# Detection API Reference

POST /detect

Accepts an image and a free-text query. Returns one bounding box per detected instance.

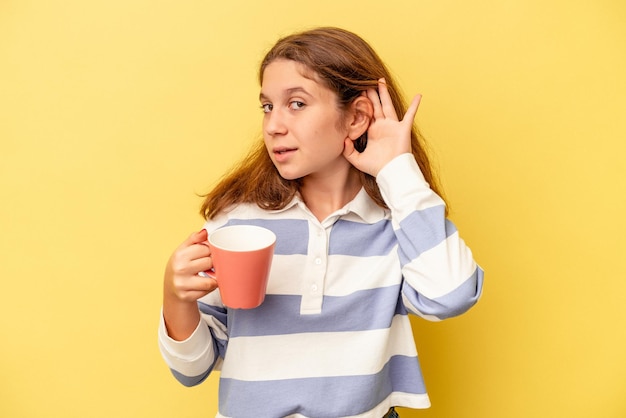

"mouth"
[272,146,297,163]
[273,147,297,155]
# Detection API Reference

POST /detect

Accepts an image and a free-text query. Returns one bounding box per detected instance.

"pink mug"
[206,225,276,309]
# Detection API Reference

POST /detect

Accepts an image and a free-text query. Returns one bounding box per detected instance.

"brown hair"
[201,27,445,219]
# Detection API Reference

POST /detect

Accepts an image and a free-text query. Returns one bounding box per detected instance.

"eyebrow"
[259,87,313,102]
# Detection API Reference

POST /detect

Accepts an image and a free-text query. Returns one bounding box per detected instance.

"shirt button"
[314,258,322,265]
[311,284,318,292]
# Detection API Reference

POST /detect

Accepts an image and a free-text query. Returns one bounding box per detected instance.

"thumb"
[343,138,360,165]
[402,94,422,126]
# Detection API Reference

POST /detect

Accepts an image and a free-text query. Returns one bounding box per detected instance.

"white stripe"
[158,313,216,377]
[220,314,417,381]
[263,255,304,295]
[324,254,401,295]
[266,253,401,296]
[376,154,444,221]
[403,232,477,299]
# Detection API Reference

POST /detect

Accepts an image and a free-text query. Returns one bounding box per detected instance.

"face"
[259,59,351,181]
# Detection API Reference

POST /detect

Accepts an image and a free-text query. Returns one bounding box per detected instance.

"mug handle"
[198,269,216,279]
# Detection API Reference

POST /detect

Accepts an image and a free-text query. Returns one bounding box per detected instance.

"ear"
[346,95,373,140]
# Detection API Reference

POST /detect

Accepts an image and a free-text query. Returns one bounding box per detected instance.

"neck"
[299,167,362,222]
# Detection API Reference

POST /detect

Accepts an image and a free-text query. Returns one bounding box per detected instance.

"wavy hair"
[201,27,444,219]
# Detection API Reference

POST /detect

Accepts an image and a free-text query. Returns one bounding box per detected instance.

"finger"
[177,274,218,294]
[194,228,208,243]
[182,229,208,248]
[189,254,213,276]
[189,244,211,264]
[176,229,209,260]
[197,276,219,296]
[169,241,211,276]
[378,79,398,121]
[204,277,219,292]
[402,94,422,126]
[366,88,383,120]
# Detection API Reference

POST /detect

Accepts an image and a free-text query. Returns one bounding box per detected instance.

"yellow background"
[1,0,625,417]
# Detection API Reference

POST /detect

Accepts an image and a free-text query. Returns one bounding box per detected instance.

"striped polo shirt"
[158,154,484,418]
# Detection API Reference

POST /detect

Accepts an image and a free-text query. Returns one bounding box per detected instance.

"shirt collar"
[341,187,388,223]
[271,188,387,224]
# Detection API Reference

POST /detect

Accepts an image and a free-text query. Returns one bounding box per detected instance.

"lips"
[272,147,297,162]
[273,146,297,155]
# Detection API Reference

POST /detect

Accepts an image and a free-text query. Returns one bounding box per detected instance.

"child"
[158,27,484,418]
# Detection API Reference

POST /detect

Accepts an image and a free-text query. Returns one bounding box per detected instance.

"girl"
[159,27,483,418]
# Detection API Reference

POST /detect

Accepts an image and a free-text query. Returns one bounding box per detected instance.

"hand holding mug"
[164,229,218,303]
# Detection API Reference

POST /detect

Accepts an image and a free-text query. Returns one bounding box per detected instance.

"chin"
[274,167,305,181]
[277,172,302,181]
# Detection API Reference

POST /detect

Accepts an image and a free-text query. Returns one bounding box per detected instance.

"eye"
[289,101,305,110]
[261,103,273,113]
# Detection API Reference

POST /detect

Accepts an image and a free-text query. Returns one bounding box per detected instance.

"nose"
[264,108,287,136]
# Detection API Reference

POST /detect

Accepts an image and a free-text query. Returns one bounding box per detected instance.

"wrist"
[163,296,201,341]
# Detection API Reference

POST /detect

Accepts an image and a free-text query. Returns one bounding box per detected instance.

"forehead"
[260,59,331,98]
[262,59,317,82]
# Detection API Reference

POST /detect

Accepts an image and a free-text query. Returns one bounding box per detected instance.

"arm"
[377,154,484,320]
[158,229,225,386]
[343,79,483,320]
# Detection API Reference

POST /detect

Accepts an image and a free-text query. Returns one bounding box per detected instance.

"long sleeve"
[158,305,226,386]
[376,153,484,320]
[158,218,230,387]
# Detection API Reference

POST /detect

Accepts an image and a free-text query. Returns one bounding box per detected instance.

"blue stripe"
[218,355,426,418]
[198,301,227,326]
[225,218,309,255]
[329,219,396,256]
[396,206,457,264]
[170,367,211,387]
[228,286,404,338]
[169,332,223,387]
[403,266,484,319]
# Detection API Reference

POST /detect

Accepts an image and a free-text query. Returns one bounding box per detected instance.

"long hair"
[201,27,445,219]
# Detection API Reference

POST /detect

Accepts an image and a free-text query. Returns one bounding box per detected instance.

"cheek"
[329,118,350,144]
[332,111,352,141]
